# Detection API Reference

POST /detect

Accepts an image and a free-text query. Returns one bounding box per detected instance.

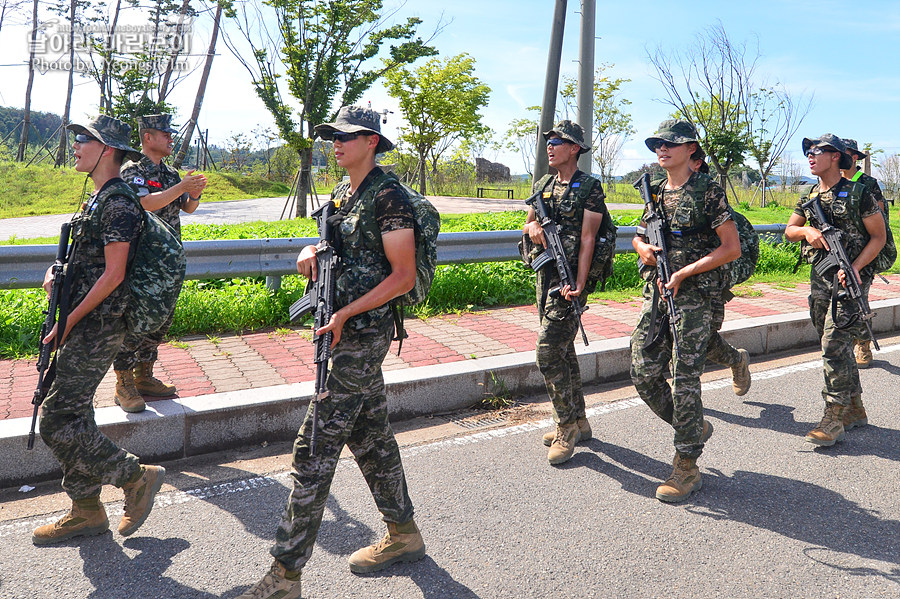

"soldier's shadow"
[79,536,244,598]
[561,439,668,499]
[315,494,376,556]
[168,464,290,540]
[363,556,482,599]
[704,401,809,437]
[688,468,900,576]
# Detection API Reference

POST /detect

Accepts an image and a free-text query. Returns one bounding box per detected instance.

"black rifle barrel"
[634,173,680,355]
[529,185,589,345]
[28,222,72,450]
[802,196,879,351]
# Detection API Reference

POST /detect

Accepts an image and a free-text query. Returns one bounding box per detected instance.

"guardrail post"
[266,276,282,292]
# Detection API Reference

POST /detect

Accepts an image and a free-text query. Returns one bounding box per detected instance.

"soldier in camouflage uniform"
[785,134,886,446]
[111,114,207,412]
[238,106,425,599]
[522,120,610,466]
[32,116,166,545]
[840,138,888,370]
[689,149,751,395]
[631,119,741,502]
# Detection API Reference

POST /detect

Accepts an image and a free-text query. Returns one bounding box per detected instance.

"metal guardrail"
[0,225,787,290]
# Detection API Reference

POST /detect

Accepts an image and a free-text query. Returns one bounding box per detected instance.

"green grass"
[0,160,290,220]
[0,207,864,359]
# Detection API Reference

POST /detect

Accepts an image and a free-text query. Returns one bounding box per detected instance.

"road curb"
[4,299,900,488]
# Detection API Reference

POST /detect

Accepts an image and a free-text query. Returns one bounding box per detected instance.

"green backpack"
[87,181,186,334]
[125,208,187,334]
[393,180,441,306]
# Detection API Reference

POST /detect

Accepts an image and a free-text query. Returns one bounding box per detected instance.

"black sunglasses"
[649,139,684,152]
[805,147,836,157]
[332,132,364,143]
[74,133,100,144]
[546,137,571,147]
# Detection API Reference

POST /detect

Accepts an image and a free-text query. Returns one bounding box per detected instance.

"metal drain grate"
[438,409,508,430]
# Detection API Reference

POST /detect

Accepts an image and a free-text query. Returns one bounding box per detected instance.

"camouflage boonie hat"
[314,105,394,154]
[842,138,868,160]
[67,115,142,162]
[645,119,700,151]
[138,114,178,134]
[542,120,591,155]
[802,134,852,169]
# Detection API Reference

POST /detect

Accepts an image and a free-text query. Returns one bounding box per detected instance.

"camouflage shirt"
[640,171,732,295]
[333,167,416,330]
[121,155,188,239]
[526,173,607,264]
[526,171,607,318]
[69,179,141,318]
[794,177,880,279]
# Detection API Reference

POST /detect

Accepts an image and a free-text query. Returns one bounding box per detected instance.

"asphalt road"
[2,340,899,599]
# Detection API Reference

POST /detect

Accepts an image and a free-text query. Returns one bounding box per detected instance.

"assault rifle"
[288,201,340,457]
[526,183,589,345]
[802,196,880,351]
[633,173,680,355]
[28,222,74,450]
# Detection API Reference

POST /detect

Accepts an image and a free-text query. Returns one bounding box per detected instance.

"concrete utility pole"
[576,0,595,174]
[534,0,567,183]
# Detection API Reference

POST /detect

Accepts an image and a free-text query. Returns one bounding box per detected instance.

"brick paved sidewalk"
[4,276,900,421]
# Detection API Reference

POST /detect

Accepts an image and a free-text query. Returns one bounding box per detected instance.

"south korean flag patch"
[133,176,146,186]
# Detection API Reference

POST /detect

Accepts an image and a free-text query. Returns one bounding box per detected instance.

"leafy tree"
[648,23,758,188]
[505,106,541,177]
[224,0,437,216]
[877,154,900,200]
[384,53,490,195]
[560,63,634,187]
[744,84,812,206]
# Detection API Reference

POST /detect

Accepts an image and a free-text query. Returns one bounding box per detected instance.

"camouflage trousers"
[40,314,142,500]
[706,293,742,368]
[270,316,414,572]
[536,310,585,425]
[630,288,713,458]
[113,278,182,370]
[809,274,872,406]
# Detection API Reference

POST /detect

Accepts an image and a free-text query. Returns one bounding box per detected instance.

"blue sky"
[1,0,898,177]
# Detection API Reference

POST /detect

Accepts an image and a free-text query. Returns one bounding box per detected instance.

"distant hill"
[0,107,63,148]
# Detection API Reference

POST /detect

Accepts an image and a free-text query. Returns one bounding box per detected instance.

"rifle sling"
[643,283,669,352]
[830,271,861,330]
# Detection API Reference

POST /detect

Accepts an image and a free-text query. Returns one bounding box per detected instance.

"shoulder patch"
[572,181,581,188]
[838,191,849,197]
[133,176,145,186]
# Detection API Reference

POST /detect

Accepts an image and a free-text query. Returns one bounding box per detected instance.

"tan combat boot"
[114,369,146,413]
[542,417,591,447]
[134,361,176,396]
[547,422,580,465]
[118,465,166,536]
[656,454,702,503]
[236,561,302,599]
[32,496,109,545]
[854,340,873,369]
[732,349,751,396]
[843,394,868,430]
[805,403,846,447]
[348,519,426,574]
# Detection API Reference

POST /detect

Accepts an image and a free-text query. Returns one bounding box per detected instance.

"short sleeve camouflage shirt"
[121,155,188,239]
[70,179,141,317]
